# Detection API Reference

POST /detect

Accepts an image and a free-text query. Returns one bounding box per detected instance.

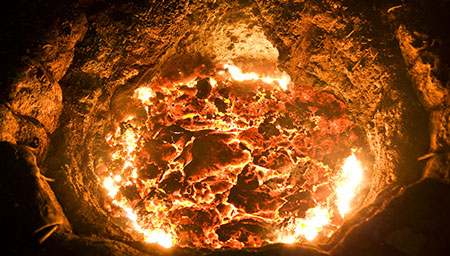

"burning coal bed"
[97,62,364,249]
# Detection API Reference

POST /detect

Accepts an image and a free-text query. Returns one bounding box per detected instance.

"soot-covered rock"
[278,190,315,218]
[142,139,178,168]
[40,232,148,256]
[6,13,87,134]
[0,105,48,158]
[159,171,184,194]
[216,219,273,246]
[138,163,162,180]
[196,78,212,99]
[0,142,70,254]
[214,97,229,113]
[229,165,284,213]
[331,178,450,256]
[183,133,250,181]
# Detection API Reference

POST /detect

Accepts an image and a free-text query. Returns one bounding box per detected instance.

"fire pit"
[101,60,362,248]
[2,0,450,255]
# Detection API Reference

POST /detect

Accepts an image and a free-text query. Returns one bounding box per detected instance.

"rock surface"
[0,142,70,254]
[386,0,450,183]
[396,25,448,110]
[39,233,149,256]
[6,13,87,134]
[330,179,450,256]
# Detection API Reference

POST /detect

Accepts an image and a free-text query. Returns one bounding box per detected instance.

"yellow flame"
[224,64,290,90]
[278,206,330,243]
[135,87,154,104]
[104,176,119,198]
[209,77,217,87]
[103,114,174,249]
[114,175,122,182]
[143,229,173,248]
[125,205,174,248]
[278,153,363,244]
[108,194,174,248]
[281,235,296,244]
[123,129,138,155]
[296,207,330,241]
[335,153,363,217]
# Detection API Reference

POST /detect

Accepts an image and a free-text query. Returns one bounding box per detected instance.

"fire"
[275,153,363,243]
[144,229,173,249]
[335,153,363,217]
[99,61,364,248]
[295,206,330,241]
[103,176,119,198]
[135,87,154,104]
[223,64,290,90]
[278,206,331,243]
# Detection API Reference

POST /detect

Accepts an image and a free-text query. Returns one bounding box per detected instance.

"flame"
[209,77,218,88]
[277,206,330,243]
[223,64,290,90]
[144,229,173,248]
[277,153,363,243]
[297,207,331,241]
[335,153,363,217]
[127,202,175,248]
[135,87,154,104]
[100,62,363,248]
[104,176,119,198]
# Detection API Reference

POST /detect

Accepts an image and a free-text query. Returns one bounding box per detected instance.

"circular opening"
[38,1,431,254]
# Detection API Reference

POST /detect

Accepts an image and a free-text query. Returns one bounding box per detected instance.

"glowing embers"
[100,63,363,248]
[276,153,363,243]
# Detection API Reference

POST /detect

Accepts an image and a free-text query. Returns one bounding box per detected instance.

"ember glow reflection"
[100,62,363,248]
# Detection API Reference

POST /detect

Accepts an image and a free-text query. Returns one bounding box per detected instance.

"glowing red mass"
[101,63,362,248]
